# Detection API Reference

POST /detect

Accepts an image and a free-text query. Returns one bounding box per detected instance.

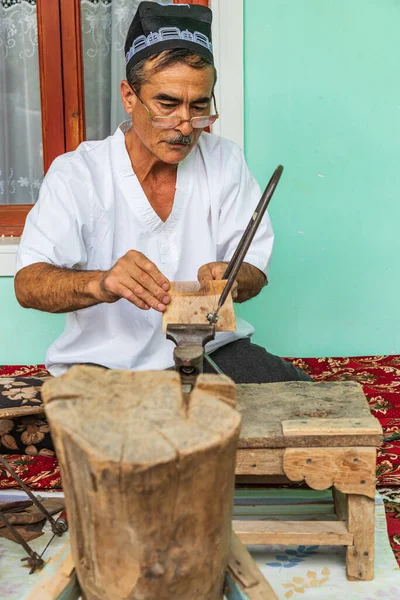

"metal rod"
[207,165,283,324]
[0,455,64,535]
[0,508,44,573]
[39,511,68,559]
[204,353,224,375]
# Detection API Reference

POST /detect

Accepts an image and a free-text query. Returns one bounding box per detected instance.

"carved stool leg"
[332,488,347,521]
[346,494,375,581]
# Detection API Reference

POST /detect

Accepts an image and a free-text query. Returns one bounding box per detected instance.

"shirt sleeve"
[15,157,93,273]
[217,145,274,275]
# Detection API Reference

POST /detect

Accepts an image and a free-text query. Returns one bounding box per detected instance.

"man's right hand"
[95,250,171,312]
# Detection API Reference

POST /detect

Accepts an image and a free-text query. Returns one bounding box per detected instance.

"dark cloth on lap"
[205,338,313,383]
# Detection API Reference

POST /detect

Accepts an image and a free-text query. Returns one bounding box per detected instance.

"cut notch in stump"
[162,280,236,333]
[42,366,241,600]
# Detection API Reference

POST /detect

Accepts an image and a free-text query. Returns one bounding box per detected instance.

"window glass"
[0,0,43,204]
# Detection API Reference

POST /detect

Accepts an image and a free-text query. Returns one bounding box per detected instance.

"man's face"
[121,60,215,164]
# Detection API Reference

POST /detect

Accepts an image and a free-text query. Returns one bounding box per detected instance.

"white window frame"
[0,237,20,276]
[0,0,245,275]
[211,0,244,148]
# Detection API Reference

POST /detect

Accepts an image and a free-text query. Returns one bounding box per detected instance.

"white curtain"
[81,0,169,141]
[0,0,168,205]
[0,0,43,204]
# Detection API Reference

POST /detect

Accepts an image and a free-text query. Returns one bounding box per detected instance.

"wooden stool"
[233,381,383,581]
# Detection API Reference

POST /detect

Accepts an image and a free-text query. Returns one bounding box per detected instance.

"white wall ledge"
[0,237,19,276]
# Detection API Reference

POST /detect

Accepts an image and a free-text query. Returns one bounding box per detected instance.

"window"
[0,0,238,239]
[0,0,83,235]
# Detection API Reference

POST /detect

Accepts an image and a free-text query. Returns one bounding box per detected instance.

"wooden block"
[282,417,382,437]
[162,280,236,333]
[232,520,354,546]
[283,447,377,499]
[227,532,278,599]
[235,449,285,476]
[237,381,383,448]
[195,373,236,408]
[42,367,242,600]
[0,498,64,528]
[346,494,375,581]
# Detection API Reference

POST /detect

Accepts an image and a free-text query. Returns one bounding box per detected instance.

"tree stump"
[42,366,241,600]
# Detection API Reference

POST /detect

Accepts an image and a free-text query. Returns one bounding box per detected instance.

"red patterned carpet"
[287,356,400,486]
[2,356,400,565]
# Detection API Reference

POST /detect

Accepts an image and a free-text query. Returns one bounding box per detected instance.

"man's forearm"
[235,262,267,303]
[14,263,103,313]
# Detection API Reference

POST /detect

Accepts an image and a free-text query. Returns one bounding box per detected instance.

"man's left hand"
[197,261,267,303]
[197,262,238,300]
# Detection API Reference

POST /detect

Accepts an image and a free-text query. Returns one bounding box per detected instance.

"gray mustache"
[166,134,193,145]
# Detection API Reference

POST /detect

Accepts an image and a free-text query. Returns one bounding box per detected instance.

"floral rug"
[2,357,400,569]
[235,489,400,599]
[0,489,398,599]
[2,356,400,484]
[378,488,400,569]
[287,355,400,486]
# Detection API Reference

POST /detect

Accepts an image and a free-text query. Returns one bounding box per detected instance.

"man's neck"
[124,126,177,185]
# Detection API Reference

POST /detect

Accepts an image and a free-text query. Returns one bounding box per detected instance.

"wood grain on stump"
[42,366,241,600]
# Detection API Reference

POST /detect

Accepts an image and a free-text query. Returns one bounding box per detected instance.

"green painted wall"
[1,0,400,365]
[237,0,400,357]
[0,278,64,365]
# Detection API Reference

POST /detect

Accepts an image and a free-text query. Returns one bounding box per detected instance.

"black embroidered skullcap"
[125,1,213,75]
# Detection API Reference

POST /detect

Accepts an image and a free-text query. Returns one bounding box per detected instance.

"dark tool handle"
[56,510,68,532]
[38,509,68,561]
[217,164,284,313]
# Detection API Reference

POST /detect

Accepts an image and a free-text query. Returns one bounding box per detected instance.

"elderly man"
[14,2,309,383]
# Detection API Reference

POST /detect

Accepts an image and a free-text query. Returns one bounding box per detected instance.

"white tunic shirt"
[16,123,274,375]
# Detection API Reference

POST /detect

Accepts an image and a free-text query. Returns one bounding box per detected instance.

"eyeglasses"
[129,85,219,129]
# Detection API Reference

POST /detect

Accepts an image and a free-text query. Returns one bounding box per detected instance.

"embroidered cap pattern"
[125,26,213,64]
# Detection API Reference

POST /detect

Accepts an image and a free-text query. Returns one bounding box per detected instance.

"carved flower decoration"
[0,378,17,386]
[17,417,50,445]
[2,386,41,404]
[0,419,18,450]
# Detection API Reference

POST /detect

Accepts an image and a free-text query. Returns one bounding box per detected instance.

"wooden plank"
[233,520,354,546]
[235,449,285,476]
[346,494,375,581]
[225,572,252,600]
[22,542,80,600]
[333,488,347,521]
[162,280,236,333]
[37,0,66,173]
[60,0,86,151]
[227,532,278,599]
[282,417,382,437]
[237,381,382,448]
[283,447,377,499]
